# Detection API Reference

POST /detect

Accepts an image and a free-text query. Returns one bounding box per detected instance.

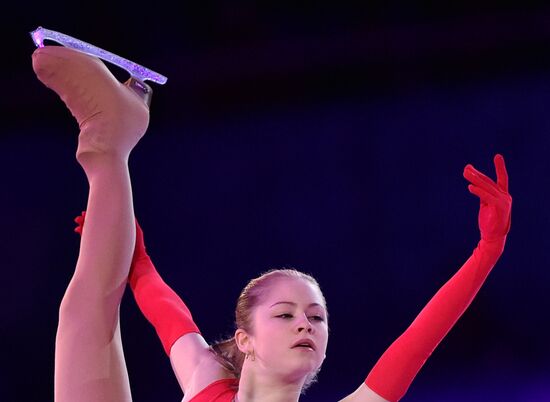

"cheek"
[318,325,329,350]
[251,316,283,347]
[253,327,289,362]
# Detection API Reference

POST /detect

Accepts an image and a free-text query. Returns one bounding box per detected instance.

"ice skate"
[32,46,150,161]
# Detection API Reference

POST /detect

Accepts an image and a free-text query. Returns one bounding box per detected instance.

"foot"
[32,46,150,163]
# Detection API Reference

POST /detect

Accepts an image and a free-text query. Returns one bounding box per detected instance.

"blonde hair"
[210,268,326,389]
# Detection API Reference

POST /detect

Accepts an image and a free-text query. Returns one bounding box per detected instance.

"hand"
[74,211,86,235]
[463,154,512,240]
[133,219,148,261]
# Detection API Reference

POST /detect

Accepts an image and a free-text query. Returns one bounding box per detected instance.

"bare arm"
[129,221,232,394]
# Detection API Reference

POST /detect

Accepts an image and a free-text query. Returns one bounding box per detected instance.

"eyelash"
[276,314,325,322]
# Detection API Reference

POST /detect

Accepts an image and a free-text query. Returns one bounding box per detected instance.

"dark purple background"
[2,3,550,401]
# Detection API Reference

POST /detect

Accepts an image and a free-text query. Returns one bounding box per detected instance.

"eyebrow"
[270,301,325,309]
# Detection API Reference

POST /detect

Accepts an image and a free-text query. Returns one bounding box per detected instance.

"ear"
[234,328,253,354]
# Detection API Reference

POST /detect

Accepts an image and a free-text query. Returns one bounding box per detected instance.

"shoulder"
[171,334,237,400]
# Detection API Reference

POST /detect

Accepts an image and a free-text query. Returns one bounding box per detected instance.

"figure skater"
[33,45,512,402]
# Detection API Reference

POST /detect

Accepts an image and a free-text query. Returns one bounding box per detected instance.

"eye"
[309,315,325,322]
[276,313,293,319]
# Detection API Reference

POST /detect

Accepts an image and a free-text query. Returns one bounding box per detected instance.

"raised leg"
[32,46,149,402]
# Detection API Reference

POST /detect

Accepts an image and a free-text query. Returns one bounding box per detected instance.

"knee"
[57,282,123,332]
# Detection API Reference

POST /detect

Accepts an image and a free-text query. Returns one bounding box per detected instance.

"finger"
[464,164,496,188]
[468,184,499,205]
[494,154,509,193]
[463,165,499,196]
[74,211,86,222]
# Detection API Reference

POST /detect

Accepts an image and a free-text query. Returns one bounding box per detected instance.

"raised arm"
[75,213,231,396]
[342,154,512,402]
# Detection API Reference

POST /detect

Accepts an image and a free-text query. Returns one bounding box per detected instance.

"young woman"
[33,45,512,402]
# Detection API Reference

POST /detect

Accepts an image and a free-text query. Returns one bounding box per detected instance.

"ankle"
[78,152,130,178]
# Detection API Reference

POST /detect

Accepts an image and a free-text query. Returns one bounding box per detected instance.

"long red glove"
[75,212,200,355]
[365,154,512,402]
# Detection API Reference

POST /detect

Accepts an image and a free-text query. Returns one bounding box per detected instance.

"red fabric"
[188,379,239,402]
[74,212,201,355]
[128,220,201,355]
[365,155,512,401]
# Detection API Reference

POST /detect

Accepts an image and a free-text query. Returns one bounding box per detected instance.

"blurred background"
[2,2,550,401]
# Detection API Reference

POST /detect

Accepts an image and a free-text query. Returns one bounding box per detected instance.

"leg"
[32,46,149,402]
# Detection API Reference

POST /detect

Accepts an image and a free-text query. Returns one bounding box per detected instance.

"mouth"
[291,339,316,351]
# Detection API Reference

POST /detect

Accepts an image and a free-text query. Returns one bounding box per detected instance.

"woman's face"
[248,277,329,382]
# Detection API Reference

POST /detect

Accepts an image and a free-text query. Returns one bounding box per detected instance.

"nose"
[296,313,314,334]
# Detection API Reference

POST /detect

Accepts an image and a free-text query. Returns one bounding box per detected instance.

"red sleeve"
[365,236,505,401]
[74,211,200,356]
[128,220,201,355]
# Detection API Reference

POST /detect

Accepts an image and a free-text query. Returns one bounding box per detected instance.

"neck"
[236,368,305,402]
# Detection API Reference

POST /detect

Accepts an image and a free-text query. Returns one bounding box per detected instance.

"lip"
[291,338,317,351]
